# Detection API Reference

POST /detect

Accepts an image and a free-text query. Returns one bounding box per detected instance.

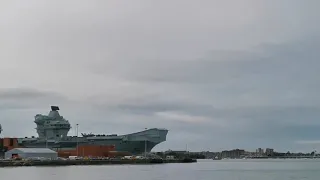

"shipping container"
[57,145,116,158]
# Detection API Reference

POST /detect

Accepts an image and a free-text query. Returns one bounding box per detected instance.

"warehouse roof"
[8,148,57,153]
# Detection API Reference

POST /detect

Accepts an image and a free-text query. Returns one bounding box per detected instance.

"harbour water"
[1,159,320,180]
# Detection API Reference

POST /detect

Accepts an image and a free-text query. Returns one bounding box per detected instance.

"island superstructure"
[4,106,168,154]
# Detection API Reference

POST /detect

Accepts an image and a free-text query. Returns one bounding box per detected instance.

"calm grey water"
[1,159,320,180]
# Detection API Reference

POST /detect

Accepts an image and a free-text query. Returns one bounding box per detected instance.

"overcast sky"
[0,0,319,153]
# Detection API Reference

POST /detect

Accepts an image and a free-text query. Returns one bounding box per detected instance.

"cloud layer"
[0,0,319,152]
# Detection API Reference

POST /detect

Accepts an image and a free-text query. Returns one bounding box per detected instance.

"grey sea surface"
[1,159,320,180]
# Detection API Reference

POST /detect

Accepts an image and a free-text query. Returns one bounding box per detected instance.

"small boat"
[212,156,221,160]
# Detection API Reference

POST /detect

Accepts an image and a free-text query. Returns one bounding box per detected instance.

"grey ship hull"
[18,128,168,154]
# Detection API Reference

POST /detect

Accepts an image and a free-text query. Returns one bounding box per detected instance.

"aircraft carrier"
[1,106,168,154]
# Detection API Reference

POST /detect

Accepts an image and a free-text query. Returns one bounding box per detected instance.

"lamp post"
[76,123,79,157]
[144,139,147,157]
[144,128,148,163]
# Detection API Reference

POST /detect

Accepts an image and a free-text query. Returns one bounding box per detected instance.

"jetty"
[0,158,197,167]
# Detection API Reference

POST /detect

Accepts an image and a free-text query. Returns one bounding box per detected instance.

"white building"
[5,148,57,159]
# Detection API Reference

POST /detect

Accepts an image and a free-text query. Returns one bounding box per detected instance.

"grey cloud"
[88,38,320,151]
[105,38,319,85]
[91,38,320,110]
[0,88,60,99]
[0,88,69,110]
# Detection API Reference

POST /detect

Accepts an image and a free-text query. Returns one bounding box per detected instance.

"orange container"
[57,145,116,157]
[1,138,19,150]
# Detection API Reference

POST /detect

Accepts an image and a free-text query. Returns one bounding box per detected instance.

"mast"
[76,124,79,156]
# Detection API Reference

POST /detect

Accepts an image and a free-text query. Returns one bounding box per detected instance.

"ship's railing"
[156,128,168,131]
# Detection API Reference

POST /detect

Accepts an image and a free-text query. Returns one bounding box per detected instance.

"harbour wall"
[0,158,197,167]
